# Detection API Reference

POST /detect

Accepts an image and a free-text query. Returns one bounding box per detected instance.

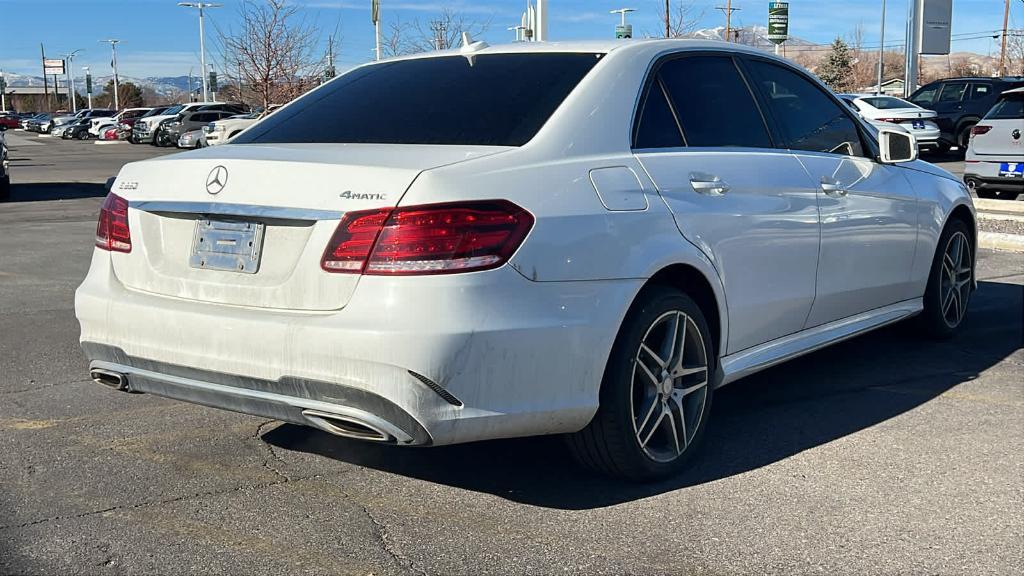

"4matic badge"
[339,191,387,200]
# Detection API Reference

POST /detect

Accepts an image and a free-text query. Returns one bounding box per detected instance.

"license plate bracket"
[189,218,265,274]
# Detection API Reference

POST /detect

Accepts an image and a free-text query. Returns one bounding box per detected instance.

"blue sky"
[0,0,1019,78]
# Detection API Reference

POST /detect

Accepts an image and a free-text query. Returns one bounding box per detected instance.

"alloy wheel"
[940,230,972,328]
[630,310,709,463]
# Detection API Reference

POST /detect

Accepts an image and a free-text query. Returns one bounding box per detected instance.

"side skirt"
[717,298,923,387]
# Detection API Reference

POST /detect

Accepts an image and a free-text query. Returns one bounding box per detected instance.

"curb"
[94,140,126,145]
[975,198,1024,214]
[979,231,1024,253]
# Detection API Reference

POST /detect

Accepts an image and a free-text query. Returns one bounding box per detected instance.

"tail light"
[876,118,902,123]
[322,200,534,276]
[95,192,132,253]
[971,125,992,135]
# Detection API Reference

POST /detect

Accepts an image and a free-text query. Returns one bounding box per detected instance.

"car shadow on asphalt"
[5,182,108,202]
[264,280,1022,510]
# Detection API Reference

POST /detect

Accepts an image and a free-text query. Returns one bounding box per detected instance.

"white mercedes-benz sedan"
[76,40,976,480]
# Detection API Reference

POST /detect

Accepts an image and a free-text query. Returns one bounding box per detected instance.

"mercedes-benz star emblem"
[206,166,228,195]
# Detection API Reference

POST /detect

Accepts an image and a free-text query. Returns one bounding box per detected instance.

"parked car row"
[132,102,247,147]
[909,76,1024,153]
[0,123,9,201]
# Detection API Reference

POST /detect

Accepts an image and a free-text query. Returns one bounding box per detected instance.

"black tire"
[568,286,716,481]
[0,176,10,202]
[919,218,973,339]
[77,131,89,140]
[957,124,975,152]
[933,142,951,156]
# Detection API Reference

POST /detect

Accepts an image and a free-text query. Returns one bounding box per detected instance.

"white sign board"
[918,0,952,55]
[43,58,65,75]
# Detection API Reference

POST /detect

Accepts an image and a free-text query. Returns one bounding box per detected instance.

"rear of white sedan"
[843,94,941,149]
[77,46,642,450]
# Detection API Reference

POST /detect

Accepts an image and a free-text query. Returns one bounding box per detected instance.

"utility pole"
[100,39,121,110]
[715,1,740,42]
[876,0,886,95]
[178,2,222,102]
[1,70,6,113]
[665,0,671,37]
[41,44,51,112]
[999,0,1011,76]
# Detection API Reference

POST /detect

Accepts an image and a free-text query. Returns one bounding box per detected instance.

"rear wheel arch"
[645,264,723,361]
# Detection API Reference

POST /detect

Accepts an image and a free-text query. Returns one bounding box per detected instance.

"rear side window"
[747,60,864,157]
[969,84,992,100]
[938,83,967,103]
[984,94,1024,120]
[658,56,771,148]
[862,96,916,110]
[633,80,684,148]
[235,53,601,147]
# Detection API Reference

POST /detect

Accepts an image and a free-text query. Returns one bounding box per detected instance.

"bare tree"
[382,8,490,55]
[217,0,324,109]
[666,1,705,38]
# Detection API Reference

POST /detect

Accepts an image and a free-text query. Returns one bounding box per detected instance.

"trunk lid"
[971,118,1023,156]
[109,143,510,311]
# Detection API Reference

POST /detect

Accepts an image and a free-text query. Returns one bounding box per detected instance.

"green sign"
[85,74,93,94]
[615,24,632,39]
[0,77,6,92]
[209,71,218,93]
[768,2,789,45]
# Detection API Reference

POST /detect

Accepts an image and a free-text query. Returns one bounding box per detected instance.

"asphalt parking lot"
[1,133,1021,575]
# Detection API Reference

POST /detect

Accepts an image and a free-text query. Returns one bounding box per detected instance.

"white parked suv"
[89,108,151,138]
[964,87,1024,200]
[77,41,976,480]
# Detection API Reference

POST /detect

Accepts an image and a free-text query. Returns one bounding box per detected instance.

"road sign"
[43,58,65,75]
[767,2,789,45]
[615,24,633,39]
[209,71,218,93]
[86,74,93,94]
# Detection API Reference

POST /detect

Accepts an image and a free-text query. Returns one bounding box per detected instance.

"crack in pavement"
[0,378,92,396]
[0,474,323,533]
[254,419,291,482]
[359,502,429,576]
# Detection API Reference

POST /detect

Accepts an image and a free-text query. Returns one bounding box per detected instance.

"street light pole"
[99,39,121,110]
[178,2,222,102]
[83,66,93,109]
[876,0,886,95]
[64,49,83,112]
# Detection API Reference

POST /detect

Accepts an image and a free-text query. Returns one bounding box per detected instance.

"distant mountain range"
[2,72,191,100]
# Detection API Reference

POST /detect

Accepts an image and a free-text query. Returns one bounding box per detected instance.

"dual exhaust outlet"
[90,368,393,443]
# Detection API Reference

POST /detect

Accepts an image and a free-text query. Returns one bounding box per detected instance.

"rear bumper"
[75,250,638,446]
[963,172,1024,194]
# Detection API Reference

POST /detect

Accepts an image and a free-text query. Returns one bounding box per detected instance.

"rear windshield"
[861,96,917,110]
[234,53,602,147]
[984,93,1023,120]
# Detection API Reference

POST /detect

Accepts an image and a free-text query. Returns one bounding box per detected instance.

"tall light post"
[178,2,222,103]
[64,49,83,112]
[876,0,886,95]
[83,66,93,109]
[100,39,121,110]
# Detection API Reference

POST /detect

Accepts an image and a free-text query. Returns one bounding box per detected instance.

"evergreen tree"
[819,38,854,92]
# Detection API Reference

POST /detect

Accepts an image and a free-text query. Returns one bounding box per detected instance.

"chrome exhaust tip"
[91,368,128,391]
[966,178,977,190]
[301,409,392,442]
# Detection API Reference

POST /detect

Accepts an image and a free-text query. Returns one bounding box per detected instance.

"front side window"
[235,53,602,147]
[911,85,939,106]
[657,55,771,148]
[747,60,864,157]
[937,83,968,103]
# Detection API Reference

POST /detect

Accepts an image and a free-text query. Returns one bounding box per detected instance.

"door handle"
[689,173,730,196]
[820,177,848,198]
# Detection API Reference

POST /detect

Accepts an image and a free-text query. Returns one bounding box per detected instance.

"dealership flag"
[371,0,379,24]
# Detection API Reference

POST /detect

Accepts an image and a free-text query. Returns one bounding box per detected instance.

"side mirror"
[877,126,918,164]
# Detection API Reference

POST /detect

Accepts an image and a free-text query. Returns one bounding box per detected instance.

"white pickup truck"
[204,105,281,146]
